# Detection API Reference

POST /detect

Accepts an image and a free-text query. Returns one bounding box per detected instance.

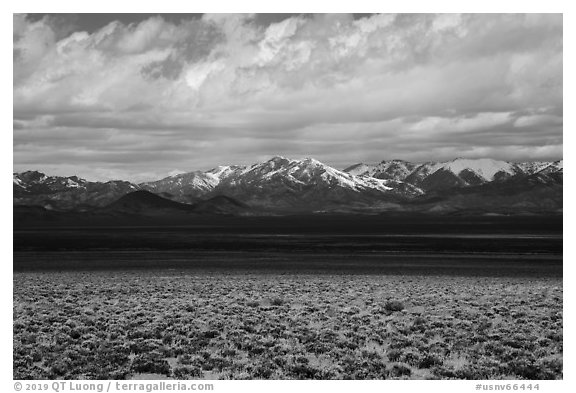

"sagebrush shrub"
[384,300,404,312]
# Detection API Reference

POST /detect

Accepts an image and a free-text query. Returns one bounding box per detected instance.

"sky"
[13,13,563,182]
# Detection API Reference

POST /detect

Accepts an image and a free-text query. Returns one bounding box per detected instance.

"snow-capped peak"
[300,157,323,165]
[205,165,243,180]
[344,160,418,181]
[65,178,83,188]
[206,166,230,177]
[344,163,371,175]
[269,155,289,162]
[516,161,553,175]
[437,158,516,181]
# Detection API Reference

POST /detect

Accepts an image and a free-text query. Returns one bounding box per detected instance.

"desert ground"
[13,270,562,380]
[13,216,562,380]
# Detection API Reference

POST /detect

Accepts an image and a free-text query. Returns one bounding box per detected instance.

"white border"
[3,2,572,392]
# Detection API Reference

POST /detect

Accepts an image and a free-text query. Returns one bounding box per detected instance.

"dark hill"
[191,195,250,215]
[408,171,562,214]
[14,205,56,222]
[103,190,196,215]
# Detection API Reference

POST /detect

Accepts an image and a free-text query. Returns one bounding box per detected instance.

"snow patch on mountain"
[65,178,82,188]
[344,160,417,180]
[13,176,24,186]
[517,161,552,175]
[205,165,245,180]
[437,158,517,181]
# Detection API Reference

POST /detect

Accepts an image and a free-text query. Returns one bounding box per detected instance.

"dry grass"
[13,271,562,380]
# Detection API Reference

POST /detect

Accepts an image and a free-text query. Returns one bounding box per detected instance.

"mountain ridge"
[13,156,563,215]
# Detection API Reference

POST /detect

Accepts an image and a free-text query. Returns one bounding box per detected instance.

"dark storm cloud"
[25,14,204,34]
[13,13,563,182]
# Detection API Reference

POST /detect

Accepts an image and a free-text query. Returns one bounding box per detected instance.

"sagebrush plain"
[14,271,562,380]
[13,216,562,380]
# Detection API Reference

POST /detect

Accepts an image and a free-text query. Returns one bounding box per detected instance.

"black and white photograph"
[11,5,565,387]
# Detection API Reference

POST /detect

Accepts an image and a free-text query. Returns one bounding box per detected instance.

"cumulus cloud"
[13,13,563,182]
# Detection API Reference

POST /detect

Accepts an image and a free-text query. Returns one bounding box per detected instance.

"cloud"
[13,13,563,181]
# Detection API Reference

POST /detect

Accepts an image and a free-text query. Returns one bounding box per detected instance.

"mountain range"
[13,156,563,216]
